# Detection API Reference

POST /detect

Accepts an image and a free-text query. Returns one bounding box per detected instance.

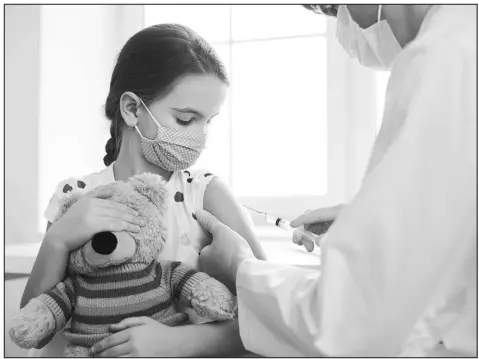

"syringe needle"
[243,205,264,215]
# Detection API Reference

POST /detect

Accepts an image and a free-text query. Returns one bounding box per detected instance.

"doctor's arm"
[207,47,476,357]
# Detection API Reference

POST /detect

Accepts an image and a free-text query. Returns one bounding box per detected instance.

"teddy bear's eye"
[63,184,73,193]
[77,180,86,189]
[91,232,118,255]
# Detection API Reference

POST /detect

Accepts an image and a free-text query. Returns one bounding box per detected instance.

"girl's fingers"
[103,209,145,226]
[111,317,152,330]
[85,183,117,199]
[99,200,139,217]
[95,343,132,358]
[101,219,142,233]
[91,331,130,356]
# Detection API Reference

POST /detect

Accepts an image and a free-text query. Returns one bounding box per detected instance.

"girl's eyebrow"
[172,107,204,118]
[172,107,219,120]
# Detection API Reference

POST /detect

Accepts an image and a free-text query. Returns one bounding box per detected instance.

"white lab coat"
[237,5,477,357]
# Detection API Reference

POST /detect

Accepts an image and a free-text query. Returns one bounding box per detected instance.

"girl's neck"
[113,141,173,183]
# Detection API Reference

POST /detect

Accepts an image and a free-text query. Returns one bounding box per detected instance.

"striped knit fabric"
[37,260,210,348]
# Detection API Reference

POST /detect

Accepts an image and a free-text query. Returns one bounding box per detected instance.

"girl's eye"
[176,118,191,126]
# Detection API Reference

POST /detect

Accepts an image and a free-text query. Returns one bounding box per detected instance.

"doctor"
[196,4,477,357]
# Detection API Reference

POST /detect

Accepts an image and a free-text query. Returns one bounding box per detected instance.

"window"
[14,5,381,241]
[144,5,373,220]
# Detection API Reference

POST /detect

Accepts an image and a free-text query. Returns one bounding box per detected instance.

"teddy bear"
[9,173,237,357]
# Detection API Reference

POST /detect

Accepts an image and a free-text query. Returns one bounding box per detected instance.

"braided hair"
[103,24,229,166]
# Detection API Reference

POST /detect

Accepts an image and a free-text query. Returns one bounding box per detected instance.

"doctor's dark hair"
[103,23,229,167]
[302,4,338,17]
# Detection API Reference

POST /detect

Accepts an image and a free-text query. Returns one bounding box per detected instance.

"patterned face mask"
[134,98,207,171]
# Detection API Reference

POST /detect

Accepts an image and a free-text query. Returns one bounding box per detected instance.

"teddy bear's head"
[56,173,169,275]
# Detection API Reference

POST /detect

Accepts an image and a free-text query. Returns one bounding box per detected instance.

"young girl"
[22,23,266,357]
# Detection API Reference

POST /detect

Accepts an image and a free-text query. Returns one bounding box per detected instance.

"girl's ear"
[119,91,141,128]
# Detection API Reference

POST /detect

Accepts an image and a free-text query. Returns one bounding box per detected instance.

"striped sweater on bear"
[36,260,210,347]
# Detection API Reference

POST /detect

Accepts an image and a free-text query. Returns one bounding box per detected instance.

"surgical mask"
[336,5,402,70]
[133,99,206,171]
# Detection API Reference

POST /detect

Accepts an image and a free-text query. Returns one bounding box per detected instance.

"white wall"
[5,5,144,243]
[37,5,144,233]
[5,5,41,244]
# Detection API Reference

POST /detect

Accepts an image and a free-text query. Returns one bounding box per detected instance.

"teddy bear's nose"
[91,232,118,255]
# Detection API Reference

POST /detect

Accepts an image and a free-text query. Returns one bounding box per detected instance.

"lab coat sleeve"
[236,42,476,357]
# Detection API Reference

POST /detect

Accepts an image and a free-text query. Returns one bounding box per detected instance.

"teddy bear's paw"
[190,278,237,321]
[65,344,91,357]
[9,299,56,349]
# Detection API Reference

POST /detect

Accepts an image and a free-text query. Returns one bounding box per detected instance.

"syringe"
[244,206,325,252]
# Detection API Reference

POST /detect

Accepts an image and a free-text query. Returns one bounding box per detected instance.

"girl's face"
[137,74,228,139]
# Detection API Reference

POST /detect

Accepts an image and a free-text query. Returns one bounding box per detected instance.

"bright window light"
[230,37,327,196]
[144,5,231,43]
[231,5,326,41]
[144,5,327,198]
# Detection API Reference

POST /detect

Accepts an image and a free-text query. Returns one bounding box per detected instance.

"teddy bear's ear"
[129,173,169,210]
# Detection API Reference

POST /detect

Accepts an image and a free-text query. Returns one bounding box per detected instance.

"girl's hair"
[103,23,229,166]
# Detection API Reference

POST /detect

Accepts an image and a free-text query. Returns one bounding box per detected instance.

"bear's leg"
[65,344,91,357]
[9,298,56,349]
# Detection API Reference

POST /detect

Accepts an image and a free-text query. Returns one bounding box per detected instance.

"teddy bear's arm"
[9,277,76,349]
[162,261,238,321]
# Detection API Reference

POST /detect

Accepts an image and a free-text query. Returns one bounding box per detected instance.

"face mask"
[133,99,206,171]
[336,5,402,70]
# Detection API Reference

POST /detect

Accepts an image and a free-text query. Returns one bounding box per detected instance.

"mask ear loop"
[128,107,144,139]
[132,98,160,140]
[377,4,383,22]
[114,115,122,161]
[138,98,163,129]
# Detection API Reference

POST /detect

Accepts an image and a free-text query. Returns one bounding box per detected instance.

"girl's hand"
[91,317,184,357]
[46,183,145,251]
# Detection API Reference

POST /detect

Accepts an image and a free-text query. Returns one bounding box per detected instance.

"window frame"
[143,6,380,223]
[227,16,350,221]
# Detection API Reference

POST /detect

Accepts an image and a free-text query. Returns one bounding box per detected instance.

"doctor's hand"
[196,209,256,295]
[290,204,344,249]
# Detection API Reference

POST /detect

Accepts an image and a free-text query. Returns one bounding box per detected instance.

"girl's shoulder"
[169,168,218,210]
[44,165,115,223]
[177,168,217,184]
[52,165,115,198]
